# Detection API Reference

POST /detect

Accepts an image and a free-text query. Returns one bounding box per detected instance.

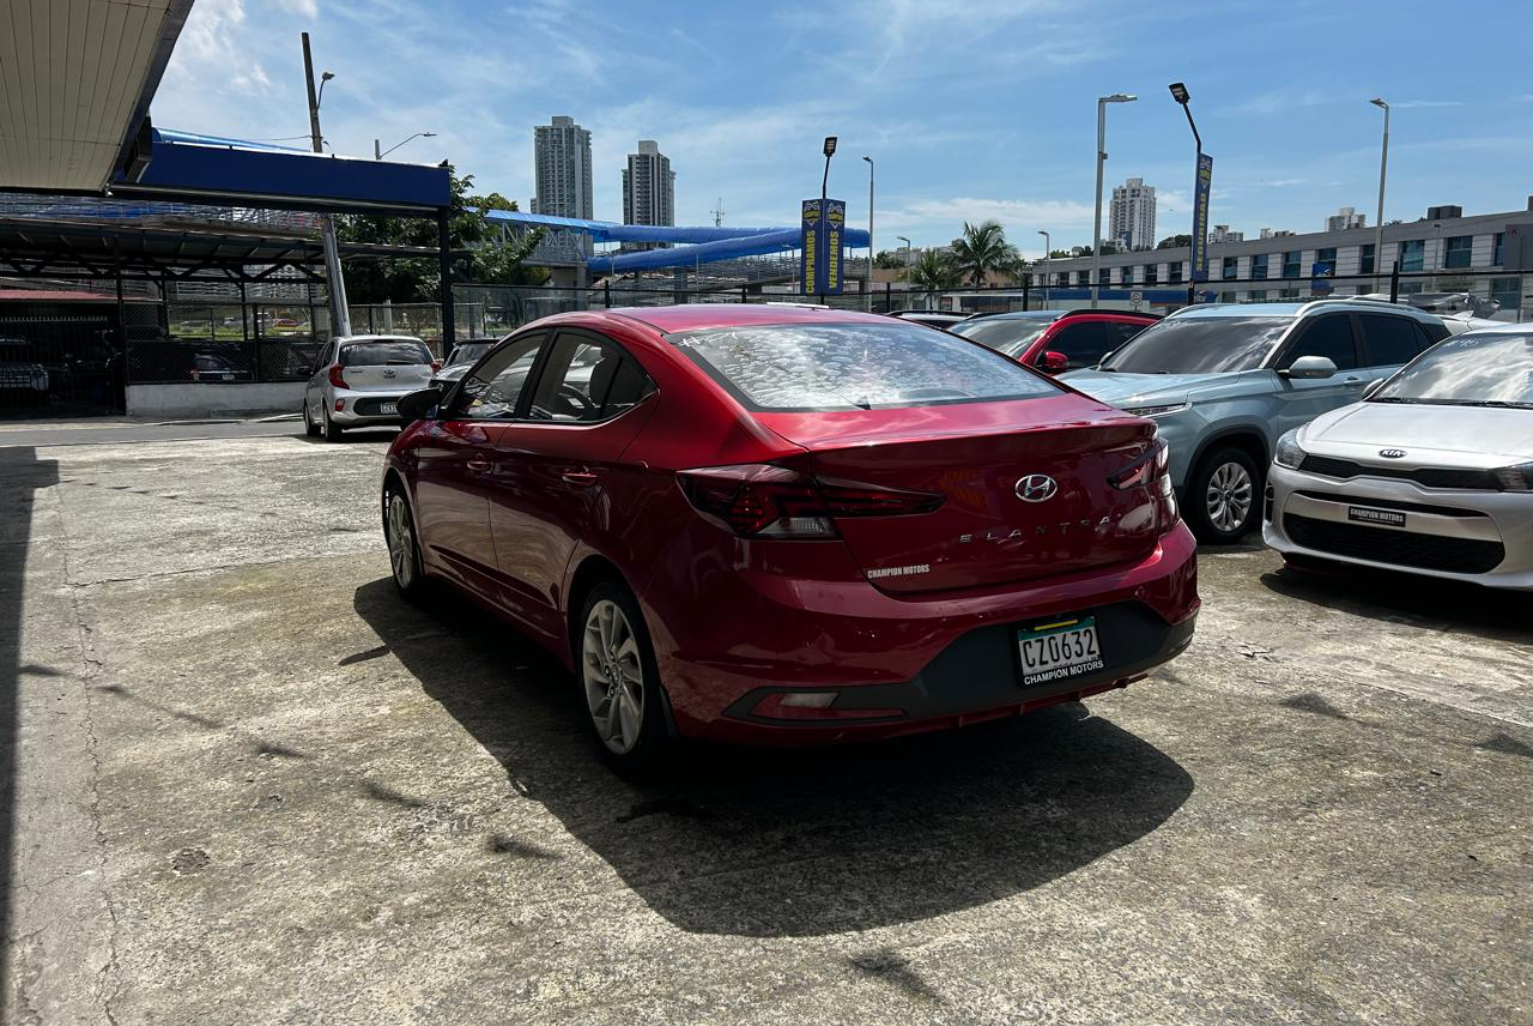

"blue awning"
[111,128,452,214]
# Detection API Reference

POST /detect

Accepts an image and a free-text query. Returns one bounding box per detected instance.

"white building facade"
[533,116,594,221]
[1109,177,1156,251]
[622,140,675,227]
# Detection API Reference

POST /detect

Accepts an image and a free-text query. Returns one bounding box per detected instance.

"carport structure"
[0,0,455,411]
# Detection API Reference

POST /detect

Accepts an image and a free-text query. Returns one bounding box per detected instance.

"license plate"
[380,401,398,416]
[1347,505,1406,528]
[1018,616,1105,687]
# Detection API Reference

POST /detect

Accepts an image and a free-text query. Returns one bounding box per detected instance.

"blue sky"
[154,0,1533,257]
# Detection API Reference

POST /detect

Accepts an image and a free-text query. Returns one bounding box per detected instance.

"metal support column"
[438,212,455,352]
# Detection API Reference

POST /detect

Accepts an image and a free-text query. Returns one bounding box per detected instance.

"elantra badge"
[1015,475,1058,503]
[1379,449,1407,459]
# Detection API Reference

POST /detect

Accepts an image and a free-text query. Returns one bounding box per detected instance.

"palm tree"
[907,249,963,291]
[949,220,1021,286]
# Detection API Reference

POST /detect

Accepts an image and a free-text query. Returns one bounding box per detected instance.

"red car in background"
[382,305,1198,767]
[950,309,1158,373]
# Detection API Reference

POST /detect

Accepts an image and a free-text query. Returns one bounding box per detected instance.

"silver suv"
[303,335,437,441]
[1063,301,1451,543]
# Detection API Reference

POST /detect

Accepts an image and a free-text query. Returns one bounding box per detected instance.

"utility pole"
[1092,94,1136,309]
[303,32,351,338]
[1037,230,1051,310]
[1370,98,1390,292]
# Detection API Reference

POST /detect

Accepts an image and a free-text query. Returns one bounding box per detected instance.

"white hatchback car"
[1265,323,1533,590]
[303,335,438,441]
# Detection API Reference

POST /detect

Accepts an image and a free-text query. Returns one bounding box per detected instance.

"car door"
[1356,312,1428,387]
[1270,313,1363,438]
[485,328,657,644]
[412,332,546,599]
[306,339,335,416]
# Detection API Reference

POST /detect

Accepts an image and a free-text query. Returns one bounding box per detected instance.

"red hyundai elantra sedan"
[381,304,1198,766]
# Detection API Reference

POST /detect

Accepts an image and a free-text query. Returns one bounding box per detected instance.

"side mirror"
[1038,350,1070,374]
[1362,378,1385,399]
[1280,355,1338,380]
[396,387,443,422]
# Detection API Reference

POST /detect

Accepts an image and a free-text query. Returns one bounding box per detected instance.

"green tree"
[907,249,963,291]
[1156,234,1193,250]
[873,249,907,270]
[950,220,1021,286]
[336,167,548,303]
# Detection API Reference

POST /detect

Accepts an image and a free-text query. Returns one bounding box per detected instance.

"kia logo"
[1379,448,1407,459]
[1015,474,1058,503]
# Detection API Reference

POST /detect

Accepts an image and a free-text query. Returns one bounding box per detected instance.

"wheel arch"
[1186,426,1270,480]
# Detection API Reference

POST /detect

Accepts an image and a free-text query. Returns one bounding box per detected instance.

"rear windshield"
[670,321,1060,411]
[446,342,494,367]
[1100,316,1290,374]
[1372,331,1533,407]
[341,340,432,367]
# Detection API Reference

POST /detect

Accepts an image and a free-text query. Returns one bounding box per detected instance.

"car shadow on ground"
[1260,561,1533,643]
[294,426,400,445]
[353,577,1194,938]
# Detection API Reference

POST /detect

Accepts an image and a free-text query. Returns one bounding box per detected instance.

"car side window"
[528,333,653,423]
[314,341,335,373]
[456,333,545,420]
[1044,322,1112,370]
[1279,315,1358,370]
[1359,314,1424,366]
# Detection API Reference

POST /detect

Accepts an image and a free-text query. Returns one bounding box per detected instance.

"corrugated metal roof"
[0,0,191,192]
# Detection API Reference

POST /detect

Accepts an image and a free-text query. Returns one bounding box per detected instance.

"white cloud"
[1391,100,1464,109]
[275,0,320,15]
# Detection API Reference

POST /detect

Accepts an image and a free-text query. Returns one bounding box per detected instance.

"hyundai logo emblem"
[1015,474,1058,503]
[1378,448,1407,459]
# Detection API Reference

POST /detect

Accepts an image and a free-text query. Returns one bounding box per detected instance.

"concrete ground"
[1,423,1529,1025]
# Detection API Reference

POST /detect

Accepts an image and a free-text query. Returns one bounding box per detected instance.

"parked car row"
[330,299,1525,768]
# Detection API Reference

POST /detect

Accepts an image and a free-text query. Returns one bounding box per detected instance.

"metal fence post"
[741,285,748,303]
[604,281,611,309]
[885,280,892,312]
[1389,260,1400,303]
[1022,274,1030,311]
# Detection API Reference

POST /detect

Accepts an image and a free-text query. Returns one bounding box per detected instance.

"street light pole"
[302,32,350,338]
[1371,97,1390,292]
[375,132,437,160]
[819,137,836,303]
[1092,93,1136,309]
[1037,230,1051,309]
[862,155,874,312]
[1169,83,1203,305]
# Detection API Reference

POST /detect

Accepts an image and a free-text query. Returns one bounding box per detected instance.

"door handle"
[466,454,491,473]
[561,469,599,487]
[1342,377,1365,387]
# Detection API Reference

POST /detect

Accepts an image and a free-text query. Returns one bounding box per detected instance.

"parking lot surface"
[2,427,1529,1025]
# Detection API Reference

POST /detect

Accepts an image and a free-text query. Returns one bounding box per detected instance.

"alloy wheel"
[385,492,416,589]
[1205,461,1254,533]
[581,599,646,755]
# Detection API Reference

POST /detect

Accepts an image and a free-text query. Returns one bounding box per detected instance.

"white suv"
[303,335,437,441]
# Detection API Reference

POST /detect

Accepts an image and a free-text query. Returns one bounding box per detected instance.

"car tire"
[303,399,320,438]
[382,482,427,600]
[1186,446,1261,544]
[322,404,343,442]
[577,581,670,772]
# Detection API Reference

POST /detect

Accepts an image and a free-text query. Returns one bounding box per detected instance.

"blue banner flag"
[1189,153,1214,283]
[800,199,821,295]
[823,199,846,295]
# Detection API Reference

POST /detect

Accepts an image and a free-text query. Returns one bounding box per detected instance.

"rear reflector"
[751,692,904,721]
[678,463,943,539]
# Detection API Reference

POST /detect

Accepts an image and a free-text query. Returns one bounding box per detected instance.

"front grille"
[1298,455,1501,491]
[1283,513,1505,574]
[1292,490,1488,519]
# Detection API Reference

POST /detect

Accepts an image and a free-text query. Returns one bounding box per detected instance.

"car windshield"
[1099,316,1290,374]
[670,321,1060,411]
[1371,331,1533,407]
[341,340,432,367]
[446,342,494,366]
[950,315,1060,356]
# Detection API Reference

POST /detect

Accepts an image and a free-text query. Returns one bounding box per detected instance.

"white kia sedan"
[1264,323,1533,590]
[303,335,438,440]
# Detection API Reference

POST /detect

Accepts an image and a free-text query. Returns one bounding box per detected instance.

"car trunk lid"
[340,340,435,392]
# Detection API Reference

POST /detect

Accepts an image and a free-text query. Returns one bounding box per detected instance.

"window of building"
[1359,244,1376,275]
[1399,239,1425,272]
[1443,235,1472,269]
[1056,272,1068,287]
[1076,270,1089,286]
[1168,261,1183,284]
[1145,263,1158,284]
[1316,247,1337,268]
[1120,265,1134,285]
[1491,276,1520,317]
[1494,233,1505,266]
[1222,256,1238,280]
[1250,253,1268,280]
[1098,268,1110,285]
[1249,290,1267,302]
[1282,251,1302,278]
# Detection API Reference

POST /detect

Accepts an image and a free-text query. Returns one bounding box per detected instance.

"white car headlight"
[1125,402,1190,418]
[1274,428,1307,469]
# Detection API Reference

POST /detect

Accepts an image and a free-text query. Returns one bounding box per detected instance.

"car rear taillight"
[1107,439,1170,490]
[677,464,944,539]
[431,360,441,372]
[328,365,347,389]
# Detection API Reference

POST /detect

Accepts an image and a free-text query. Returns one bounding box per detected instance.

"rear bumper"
[331,387,416,425]
[653,523,1200,746]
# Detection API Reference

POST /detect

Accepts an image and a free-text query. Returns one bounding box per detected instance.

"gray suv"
[1063,301,1451,543]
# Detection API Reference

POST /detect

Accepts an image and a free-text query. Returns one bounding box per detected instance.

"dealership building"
[1036,200,1533,317]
